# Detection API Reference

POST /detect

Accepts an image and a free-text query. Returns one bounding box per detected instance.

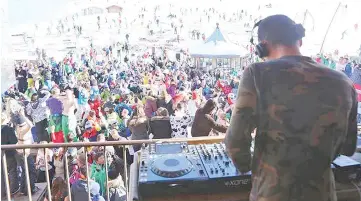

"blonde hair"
[160,90,167,98]
[156,107,169,117]
[133,104,146,117]
[128,104,147,127]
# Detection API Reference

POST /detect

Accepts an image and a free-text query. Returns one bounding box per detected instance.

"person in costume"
[83,110,101,142]
[90,152,107,197]
[26,88,51,142]
[46,88,64,143]
[89,95,102,118]
[100,85,111,101]
[58,87,78,142]
[25,86,38,100]
[76,85,90,123]
[90,77,100,101]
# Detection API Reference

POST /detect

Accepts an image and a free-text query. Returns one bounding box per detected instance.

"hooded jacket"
[149,116,172,139]
[191,100,227,137]
[144,96,157,118]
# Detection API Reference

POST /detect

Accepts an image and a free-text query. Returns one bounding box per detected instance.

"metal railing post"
[104,146,110,201]
[64,147,72,201]
[85,148,91,201]
[2,154,11,201]
[44,148,52,201]
[123,145,128,199]
[23,150,33,201]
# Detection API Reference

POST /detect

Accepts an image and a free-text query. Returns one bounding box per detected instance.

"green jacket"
[101,90,111,101]
[90,163,106,196]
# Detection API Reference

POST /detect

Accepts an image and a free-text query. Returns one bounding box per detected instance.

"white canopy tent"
[189,40,247,58]
[189,24,246,68]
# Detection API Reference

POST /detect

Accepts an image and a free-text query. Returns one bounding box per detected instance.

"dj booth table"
[129,152,361,201]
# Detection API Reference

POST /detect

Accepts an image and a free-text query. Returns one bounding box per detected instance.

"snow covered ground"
[7,0,361,61]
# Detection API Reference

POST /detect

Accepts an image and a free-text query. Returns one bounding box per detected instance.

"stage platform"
[1,182,47,201]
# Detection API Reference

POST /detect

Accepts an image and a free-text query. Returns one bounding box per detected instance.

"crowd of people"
[2,2,361,201]
[1,25,241,200]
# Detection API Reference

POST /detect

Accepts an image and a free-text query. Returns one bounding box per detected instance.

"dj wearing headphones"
[250,15,306,60]
[225,15,357,201]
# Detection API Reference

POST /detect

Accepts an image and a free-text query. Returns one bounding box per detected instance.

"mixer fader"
[196,143,252,179]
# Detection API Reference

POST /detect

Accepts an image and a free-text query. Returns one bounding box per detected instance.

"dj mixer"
[138,142,361,198]
[138,142,251,197]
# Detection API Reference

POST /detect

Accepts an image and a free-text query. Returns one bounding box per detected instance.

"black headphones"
[250,19,306,59]
[249,20,269,59]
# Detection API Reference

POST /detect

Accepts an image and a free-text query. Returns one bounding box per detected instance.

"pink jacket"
[144,97,157,118]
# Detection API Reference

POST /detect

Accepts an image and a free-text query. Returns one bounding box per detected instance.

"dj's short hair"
[258,15,305,46]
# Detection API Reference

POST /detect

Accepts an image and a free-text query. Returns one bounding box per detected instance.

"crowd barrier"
[1,136,224,201]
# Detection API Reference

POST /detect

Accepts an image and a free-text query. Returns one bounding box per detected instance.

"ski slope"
[8,0,361,61]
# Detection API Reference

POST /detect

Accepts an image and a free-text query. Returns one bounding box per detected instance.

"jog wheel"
[151,154,193,178]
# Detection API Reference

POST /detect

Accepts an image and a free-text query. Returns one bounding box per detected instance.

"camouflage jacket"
[225,56,358,201]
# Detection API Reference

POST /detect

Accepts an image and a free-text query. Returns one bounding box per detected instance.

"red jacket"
[89,100,102,117]
[222,85,232,95]
[216,80,232,95]
[83,128,97,139]
[354,84,361,102]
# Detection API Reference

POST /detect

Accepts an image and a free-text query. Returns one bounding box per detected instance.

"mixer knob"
[221,168,225,173]
[215,155,218,160]
[219,155,223,159]
[215,168,218,173]
[225,161,230,166]
[210,168,214,174]
[199,169,204,175]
